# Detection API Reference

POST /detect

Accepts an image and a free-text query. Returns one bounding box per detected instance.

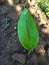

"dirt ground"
[0,0,49,65]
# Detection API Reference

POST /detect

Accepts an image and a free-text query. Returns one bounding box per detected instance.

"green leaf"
[46,12,49,18]
[39,2,47,11]
[45,7,49,12]
[18,8,39,52]
[36,0,49,18]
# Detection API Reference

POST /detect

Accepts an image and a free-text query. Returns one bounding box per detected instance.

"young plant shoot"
[18,8,39,54]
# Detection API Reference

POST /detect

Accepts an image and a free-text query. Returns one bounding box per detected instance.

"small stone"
[29,6,36,15]
[14,27,16,30]
[12,53,26,64]
[29,7,35,14]
[39,19,47,26]
[37,10,41,14]
[35,45,45,56]
[15,4,23,14]
[41,25,49,34]
[38,45,45,56]
[7,0,14,6]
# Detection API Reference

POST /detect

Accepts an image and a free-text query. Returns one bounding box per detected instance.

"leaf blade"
[18,8,39,51]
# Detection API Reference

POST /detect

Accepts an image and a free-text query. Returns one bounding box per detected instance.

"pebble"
[29,7,36,14]
[37,10,41,14]
[12,53,26,64]
[15,4,23,14]
[35,45,45,56]
[29,5,37,15]
[7,0,14,6]
[14,27,16,30]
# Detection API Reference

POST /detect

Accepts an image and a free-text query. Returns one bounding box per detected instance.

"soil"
[0,0,49,65]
